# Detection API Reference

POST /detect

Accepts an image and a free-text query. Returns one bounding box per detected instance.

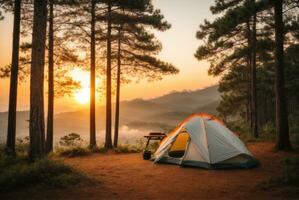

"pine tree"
[250,0,258,138]
[89,0,97,148]
[61,0,107,149]
[114,25,122,147]
[108,1,178,147]
[274,0,291,150]
[195,0,259,126]
[6,0,21,155]
[196,0,298,147]
[1,0,82,154]
[29,0,48,160]
[0,2,5,20]
[105,1,113,149]
[46,0,54,153]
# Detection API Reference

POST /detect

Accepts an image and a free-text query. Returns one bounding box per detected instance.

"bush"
[55,133,92,157]
[0,143,5,153]
[0,137,29,157]
[59,133,83,148]
[0,157,93,192]
[15,136,30,154]
[114,144,143,153]
[261,122,276,135]
[291,133,299,149]
[56,146,91,157]
[261,156,299,189]
[90,146,107,153]
[283,156,299,186]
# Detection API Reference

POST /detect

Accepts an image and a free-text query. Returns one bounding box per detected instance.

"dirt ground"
[1,142,299,200]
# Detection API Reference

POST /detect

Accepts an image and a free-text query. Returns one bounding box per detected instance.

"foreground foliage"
[261,155,299,191]
[283,156,299,186]
[0,153,94,192]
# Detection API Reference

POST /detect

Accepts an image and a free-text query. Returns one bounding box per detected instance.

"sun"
[75,87,90,104]
[70,67,103,104]
[70,68,90,104]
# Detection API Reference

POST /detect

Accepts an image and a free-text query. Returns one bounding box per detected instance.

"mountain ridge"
[0,85,220,143]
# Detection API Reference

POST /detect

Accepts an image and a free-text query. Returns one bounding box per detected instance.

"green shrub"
[114,144,130,153]
[291,133,299,149]
[59,133,83,147]
[0,153,28,173]
[0,143,5,153]
[0,137,29,156]
[90,146,107,153]
[56,147,91,157]
[114,144,143,153]
[0,157,93,191]
[55,133,92,157]
[283,156,299,186]
[15,136,29,154]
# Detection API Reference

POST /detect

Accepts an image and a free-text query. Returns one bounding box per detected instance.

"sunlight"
[70,68,90,104]
[70,68,90,88]
[69,68,103,104]
[75,87,90,104]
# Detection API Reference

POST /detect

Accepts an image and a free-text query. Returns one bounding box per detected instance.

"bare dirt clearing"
[1,142,298,200]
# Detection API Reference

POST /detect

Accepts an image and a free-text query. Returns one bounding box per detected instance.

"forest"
[0,0,298,199]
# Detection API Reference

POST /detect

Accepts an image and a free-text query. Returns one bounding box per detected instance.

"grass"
[259,155,299,191]
[113,144,143,153]
[55,146,91,157]
[55,145,108,157]
[283,156,299,186]
[0,154,96,192]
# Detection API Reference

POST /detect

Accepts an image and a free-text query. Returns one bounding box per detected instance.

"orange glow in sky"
[0,0,218,112]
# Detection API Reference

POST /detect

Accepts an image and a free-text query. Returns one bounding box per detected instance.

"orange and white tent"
[152,114,258,169]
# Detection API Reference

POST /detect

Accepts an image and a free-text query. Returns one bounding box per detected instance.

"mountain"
[0,85,220,143]
[121,85,220,129]
[0,111,29,142]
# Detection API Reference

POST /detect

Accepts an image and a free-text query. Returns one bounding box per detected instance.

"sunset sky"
[0,0,218,112]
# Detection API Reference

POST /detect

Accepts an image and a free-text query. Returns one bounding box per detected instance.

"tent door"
[168,132,190,158]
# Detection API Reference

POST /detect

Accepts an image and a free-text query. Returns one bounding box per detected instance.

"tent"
[152,113,258,169]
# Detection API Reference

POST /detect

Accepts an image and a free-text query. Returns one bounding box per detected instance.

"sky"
[0,0,218,112]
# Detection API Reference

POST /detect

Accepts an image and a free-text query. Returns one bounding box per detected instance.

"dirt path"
[2,142,299,200]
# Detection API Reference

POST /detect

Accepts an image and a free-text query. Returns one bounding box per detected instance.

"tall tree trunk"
[274,0,291,150]
[114,27,121,148]
[251,1,258,138]
[46,0,54,154]
[89,0,96,148]
[246,18,252,129]
[6,0,21,155]
[105,2,113,149]
[29,0,47,160]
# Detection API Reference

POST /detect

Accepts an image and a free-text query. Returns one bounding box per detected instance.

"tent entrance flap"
[168,132,189,158]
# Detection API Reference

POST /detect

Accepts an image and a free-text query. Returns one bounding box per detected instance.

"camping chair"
[143,132,166,160]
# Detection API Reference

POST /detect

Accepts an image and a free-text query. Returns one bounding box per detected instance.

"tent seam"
[202,118,211,163]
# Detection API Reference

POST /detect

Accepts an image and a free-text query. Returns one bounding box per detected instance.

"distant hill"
[0,85,220,143]
[0,111,29,142]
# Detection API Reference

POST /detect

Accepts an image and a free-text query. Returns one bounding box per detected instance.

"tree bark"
[6,0,21,155]
[114,27,121,148]
[46,0,54,154]
[246,18,252,129]
[251,1,258,138]
[105,2,113,149]
[29,0,48,160]
[274,0,291,150]
[90,0,96,148]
